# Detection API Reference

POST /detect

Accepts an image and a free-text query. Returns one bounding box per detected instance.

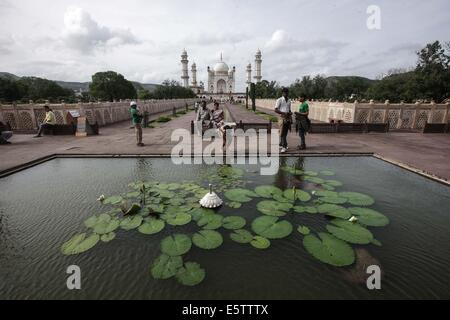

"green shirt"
[130,108,141,125]
[298,102,309,113]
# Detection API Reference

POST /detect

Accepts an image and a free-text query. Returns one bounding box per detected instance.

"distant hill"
[325,76,378,85]
[0,72,158,92]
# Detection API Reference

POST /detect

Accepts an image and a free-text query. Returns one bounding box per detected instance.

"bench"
[43,124,77,135]
[0,121,13,144]
[309,122,389,134]
[423,122,449,133]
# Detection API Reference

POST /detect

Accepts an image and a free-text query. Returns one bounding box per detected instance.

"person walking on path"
[130,101,144,147]
[34,105,56,138]
[295,96,310,150]
[274,88,292,153]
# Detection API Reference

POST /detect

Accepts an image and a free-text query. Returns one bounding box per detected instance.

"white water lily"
[97,194,105,202]
[348,216,358,223]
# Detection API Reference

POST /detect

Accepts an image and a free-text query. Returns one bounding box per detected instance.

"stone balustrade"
[0,99,197,131]
[256,99,450,130]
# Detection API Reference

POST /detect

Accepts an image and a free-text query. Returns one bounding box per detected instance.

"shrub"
[156,116,172,123]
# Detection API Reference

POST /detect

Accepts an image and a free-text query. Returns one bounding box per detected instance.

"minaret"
[181,49,189,88]
[254,49,262,83]
[246,63,252,86]
[191,62,197,87]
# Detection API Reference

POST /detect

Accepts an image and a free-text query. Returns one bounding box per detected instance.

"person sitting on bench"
[34,105,56,138]
[0,121,13,144]
[195,101,212,136]
[211,102,224,128]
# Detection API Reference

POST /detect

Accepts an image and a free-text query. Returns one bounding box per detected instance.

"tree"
[254,80,281,99]
[89,71,137,102]
[0,78,24,102]
[150,80,196,99]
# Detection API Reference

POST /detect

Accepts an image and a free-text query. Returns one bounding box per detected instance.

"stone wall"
[256,99,450,130]
[0,99,197,131]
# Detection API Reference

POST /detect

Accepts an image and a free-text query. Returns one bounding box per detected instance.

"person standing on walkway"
[274,88,292,153]
[130,101,144,147]
[34,105,56,138]
[295,96,310,150]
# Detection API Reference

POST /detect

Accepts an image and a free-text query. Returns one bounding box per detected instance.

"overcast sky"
[1,0,449,91]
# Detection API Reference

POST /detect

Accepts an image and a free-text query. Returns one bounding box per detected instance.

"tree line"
[255,41,449,103]
[0,71,196,103]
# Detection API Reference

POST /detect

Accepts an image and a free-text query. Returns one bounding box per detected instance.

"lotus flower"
[97,195,105,202]
[348,216,358,223]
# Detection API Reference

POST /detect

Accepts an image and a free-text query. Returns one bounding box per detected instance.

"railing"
[256,99,450,130]
[0,99,197,131]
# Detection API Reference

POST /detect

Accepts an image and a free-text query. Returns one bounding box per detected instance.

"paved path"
[1,106,450,182]
[226,103,272,124]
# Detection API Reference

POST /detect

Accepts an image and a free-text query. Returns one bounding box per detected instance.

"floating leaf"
[314,190,338,198]
[101,232,116,242]
[320,170,335,176]
[190,207,215,221]
[197,214,223,230]
[254,185,283,198]
[303,232,355,266]
[227,202,242,209]
[126,191,140,198]
[348,207,389,227]
[84,216,98,228]
[103,196,123,205]
[297,225,311,235]
[319,196,348,205]
[222,216,246,230]
[250,236,271,249]
[138,218,165,235]
[257,200,292,217]
[323,180,343,187]
[283,188,311,202]
[93,217,120,235]
[224,188,257,203]
[61,233,100,255]
[304,176,325,184]
[151,254,183,280]
[326,219,374,244]
[272,194,292,203]
[304,171,318,176]
[251,216,293,239]
[230,229,253,243]
[192,230,223,249]
[165,213,192,226]
[176,262,206,286]
[293,206,318,214]
[161,234,192,256]
[317,204,351,220]
[339,192,375,206]
[120,215,143,230]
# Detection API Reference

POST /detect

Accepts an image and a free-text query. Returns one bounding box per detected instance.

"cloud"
[62,6,140,54]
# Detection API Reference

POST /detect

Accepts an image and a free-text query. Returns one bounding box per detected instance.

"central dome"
[214,61,229,73]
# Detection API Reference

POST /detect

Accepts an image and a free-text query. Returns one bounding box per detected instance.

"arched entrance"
[217,79,226,94]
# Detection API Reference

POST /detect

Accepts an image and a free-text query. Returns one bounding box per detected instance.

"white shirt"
[275,97,291,113]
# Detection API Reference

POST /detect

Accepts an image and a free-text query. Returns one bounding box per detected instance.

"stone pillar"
[191,63,197,87]
[443,103,449,124]
[428,100,436,123]
[412,101,420,129]
[181,49,189,88]
[367,100,374,123]
[246,63,252,86]
[253,50,262,83]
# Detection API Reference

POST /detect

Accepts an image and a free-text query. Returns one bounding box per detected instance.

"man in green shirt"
[294,96,310,150]
[130,101,144,147]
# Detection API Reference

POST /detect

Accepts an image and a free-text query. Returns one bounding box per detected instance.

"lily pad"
[165,213,192,226]
[297,225,311,235]
[272,194,292,203]
[138,218,165,235]
[126,191,140,198]
[190,208,215,221]
[151,254,183,280]
[161,234,192,256]
[323,180,343,187]
[251,216,293,239]
[192,230,223,249]
[319,196,348,205]
[224,188,257,203]
[176,262,206,286]
[326,219,374,244]
[348,207,389,227]
[103,196,123,205]
[313,190,338,198]
[250,236,271,249]
[317,204,351,220]
[339,192,375,206]
[304,176,325,184]
[293,206,318,214]
[120,215,143,230]
[320,170,335,176]
[125,203,142,215]
[304,171,318,176]
[227,202,242,209]
[84,215,99,228]
[101,232,116,242]
[254,185,283,198]
[303,232,355,266]
[283,188,311,202]
[93,217,120,235]
[197,214,223,230]
[230,229,253,243]
[222,216,246,230]
[61,233,100,255]
[257,200,292,217]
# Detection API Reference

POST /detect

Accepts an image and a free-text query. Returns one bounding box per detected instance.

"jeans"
[134,123,143,144]
[36,123,54,136]
[279,121,290,148]
[299,128,306,147]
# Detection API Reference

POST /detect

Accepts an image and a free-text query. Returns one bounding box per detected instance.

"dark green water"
[0,157,449,299]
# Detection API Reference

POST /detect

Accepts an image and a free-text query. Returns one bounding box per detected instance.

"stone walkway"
[1,106,450,182]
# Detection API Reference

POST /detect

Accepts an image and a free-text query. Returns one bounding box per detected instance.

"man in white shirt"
[274,88,292,153]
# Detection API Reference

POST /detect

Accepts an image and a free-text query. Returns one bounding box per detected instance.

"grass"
[155,116,172,123]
